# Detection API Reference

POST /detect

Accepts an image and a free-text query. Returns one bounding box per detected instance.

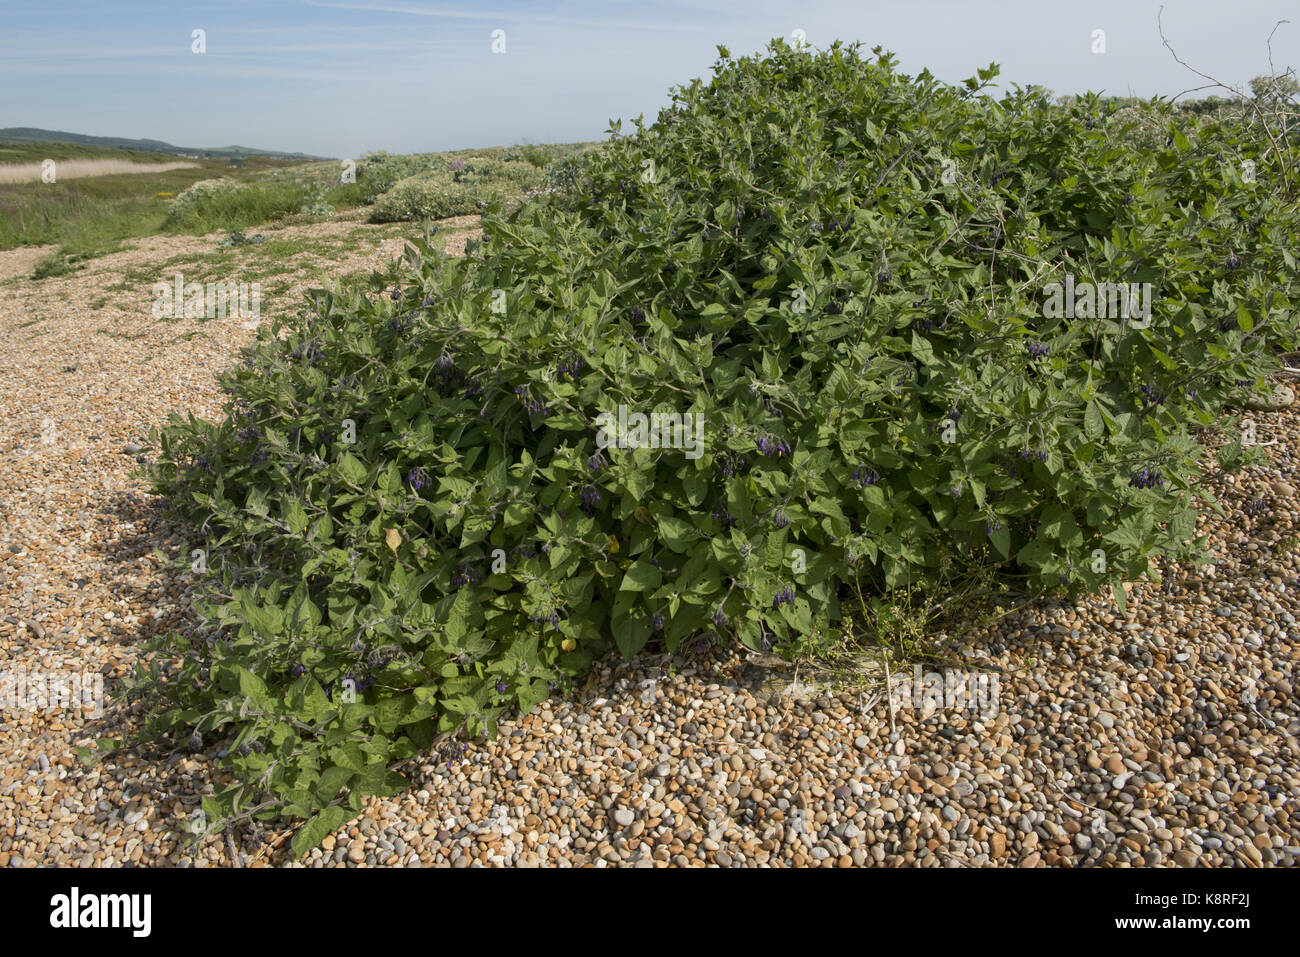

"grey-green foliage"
[131,39,1300,856]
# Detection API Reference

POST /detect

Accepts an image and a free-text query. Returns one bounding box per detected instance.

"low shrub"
[133,40,1300,851]
[164,177,317,233]
[367,157,546,222]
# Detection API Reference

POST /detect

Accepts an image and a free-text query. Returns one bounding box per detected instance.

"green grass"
[3,140,597,280]
[0,140,179,164]
[162,180,323,234]
[0,150,307,256]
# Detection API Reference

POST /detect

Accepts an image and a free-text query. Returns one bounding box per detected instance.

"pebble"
[1,235,1298,872]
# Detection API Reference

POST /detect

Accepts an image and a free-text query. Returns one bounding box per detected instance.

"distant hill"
[0,128,331,161]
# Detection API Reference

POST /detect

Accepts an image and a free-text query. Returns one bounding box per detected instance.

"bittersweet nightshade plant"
[134,38,1300,856]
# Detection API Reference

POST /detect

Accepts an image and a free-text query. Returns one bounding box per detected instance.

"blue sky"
[1,0,1297,159]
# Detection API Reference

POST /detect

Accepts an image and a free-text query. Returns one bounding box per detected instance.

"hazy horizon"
[3,0,1298,159]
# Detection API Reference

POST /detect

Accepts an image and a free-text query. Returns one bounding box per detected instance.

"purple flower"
[452,563,484,587]
[853,466,880,487]
[587,451,607,473]
[514,384,548,415]
[1129,468,1165,489]
[772,509,790,529]
[1139,384,1166,407]
[531,607,561,631]
[718,452,748,478]
[580,485,602,507]
[773,584,795,609]
[1027,341,1049,360]
[556,354,585,380]
[757,433,791,457]
[712,606,729,628]
[495,680,509,695]
[407,467,429,492]
[711,503,736,527]
[289,663,306,678]
[510,542,539,561]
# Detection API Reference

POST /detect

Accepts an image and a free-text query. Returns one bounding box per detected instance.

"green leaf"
[619,560,662,592]
[290,805,356,858]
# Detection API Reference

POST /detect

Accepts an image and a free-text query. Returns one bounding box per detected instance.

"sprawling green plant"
[368,156,546,222]
[131,40,1300,851]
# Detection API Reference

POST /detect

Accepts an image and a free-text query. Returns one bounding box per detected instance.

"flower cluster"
[531,606,561,630]
[510,542,540,561]
[712,606,729,628]
[853,465,880,487]
[629,306,645,323]
[438,739,469,767]
[757,432,791,457]
[711,503,736,527]
[1129,467,1166,489]
[347,671,377,693]
[772,583,795,609]
[452,563,485,587]
[289,341,326,365]
[718,451,748,478]
[556,354,586,380]
[771,508,790,529]
[1019,445,1049,463]
[1139,384,1167,407]
[1027,340,1050,359]
[514,384,548,415]
[587,450,607,473]
[580,484,603,507]
[407,467,430,492]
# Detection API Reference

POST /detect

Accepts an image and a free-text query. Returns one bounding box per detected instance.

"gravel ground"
[1,222,1297,867]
